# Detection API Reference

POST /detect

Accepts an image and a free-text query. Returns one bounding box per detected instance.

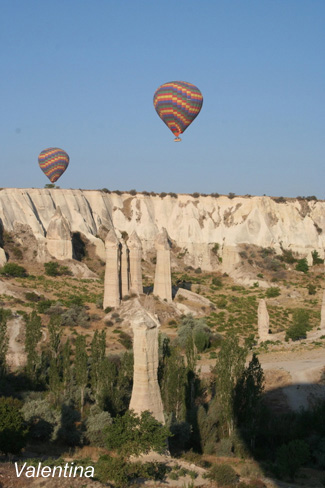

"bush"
[22,398,60,441]
[276,439,309,480]
[212,277,223,287]
[312,250,324,265]
[285,309,310,341]
[208,463,238,487]
[61,305,90,328]
[0,262,27,277]
[295,258,309,273]
[308,283,317,295]
[44,261,60,276]
[104,410,170,457]
[0,396,28,455]
[85,406,112,447]
[265,287,280,298]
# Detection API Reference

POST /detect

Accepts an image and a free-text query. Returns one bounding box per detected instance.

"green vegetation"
[0,397,28,455]
[0,262,27,277]
[295,257,309,273]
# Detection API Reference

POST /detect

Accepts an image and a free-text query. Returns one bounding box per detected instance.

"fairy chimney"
[258,299,270,342]
[153,228,172,302]
[128,231,143,295]
[103,230,121,309]
[129,303,165,423]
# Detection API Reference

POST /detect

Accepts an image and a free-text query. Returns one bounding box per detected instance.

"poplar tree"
[215,334,246,436]
[74,335,88,413]
[0,308,9,378]
[25,311,42,383]
[90,330,106,401]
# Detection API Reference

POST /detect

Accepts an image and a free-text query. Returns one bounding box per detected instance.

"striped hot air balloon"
[153,81,203,141]
[38,148,69,183]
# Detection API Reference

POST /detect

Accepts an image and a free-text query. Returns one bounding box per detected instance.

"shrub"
[308,283,317,295]
[265,287,280,298]
[312,250,324,265]
[212,277,223,287]
[192,192,200,198]
[85,406,112,447]
[0,396,28,455]
[117,331,132,349]
[286,309,310,341]
[211,243,220,255]
[104,410,170,457]
[25,292,40,302]
[61,305,90,328]
[22,398,60,441]
[44,261,60,276]
[0,262,27,277]
[129,189,137,195]
[228,192,236,199]
[159,192,167,198]
[295,258,309,273]
[276,439,309,480]
[208,463,238,487]
[281,249,297,264]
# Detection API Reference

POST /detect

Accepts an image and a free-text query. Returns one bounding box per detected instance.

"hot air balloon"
[38,148,69,183]
[153,81,203,141]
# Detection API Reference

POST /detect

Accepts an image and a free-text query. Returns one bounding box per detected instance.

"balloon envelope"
[38,148,69,183]
[153,81,203,139]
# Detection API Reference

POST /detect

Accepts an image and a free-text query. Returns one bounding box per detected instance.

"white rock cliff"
[0,189,324,272]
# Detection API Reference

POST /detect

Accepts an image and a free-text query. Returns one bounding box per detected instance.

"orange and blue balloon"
[153,81,203,141]
[38,148,69,183]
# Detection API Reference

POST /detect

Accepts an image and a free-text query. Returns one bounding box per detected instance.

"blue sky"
[1,1,324,197]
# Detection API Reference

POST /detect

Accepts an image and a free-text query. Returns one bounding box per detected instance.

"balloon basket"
[174,137,182,142]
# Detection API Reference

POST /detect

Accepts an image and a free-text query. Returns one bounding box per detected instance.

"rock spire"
[129,302,165,423]
[103,230,121,309]
[153,228,172,302]
[128,231,143,295]
[258,299,270,342]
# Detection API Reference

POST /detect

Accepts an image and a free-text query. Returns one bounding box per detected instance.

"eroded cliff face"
[0,188,324,271]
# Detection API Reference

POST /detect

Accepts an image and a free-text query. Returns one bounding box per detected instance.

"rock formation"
[320,290,325,331]
[128,231,143,295]
[129,303,164,423]
[120,240,130,298]
[103,230,121,309]
[1,189,325,274]
[46,207,73,260]
[153,228,172,302]
[258,299,270,342]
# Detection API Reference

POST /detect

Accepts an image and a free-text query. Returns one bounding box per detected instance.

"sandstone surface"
[1,189,324,273]
[153,228,172,303]
[129,302,165,423]
[120,240,130,298]
[321,290,325,331]
[103,230,121,309]
[128,231,143,295]
[46,206,73,260]
[258,299,270,342]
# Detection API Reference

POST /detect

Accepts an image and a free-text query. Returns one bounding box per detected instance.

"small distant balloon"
[38,148,69,183]
[153,81,203,141]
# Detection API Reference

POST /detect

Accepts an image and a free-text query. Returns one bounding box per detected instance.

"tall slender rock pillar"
[129,304,165,423]
[46,207,73,260]
[153,228,172,303]
[320,290,325,331]
[120,241,130,298]
[258,299,270,342]
[128,231,143,295]
[103,230,121,309]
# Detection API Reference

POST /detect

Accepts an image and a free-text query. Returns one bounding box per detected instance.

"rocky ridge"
[0,189,324,272]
